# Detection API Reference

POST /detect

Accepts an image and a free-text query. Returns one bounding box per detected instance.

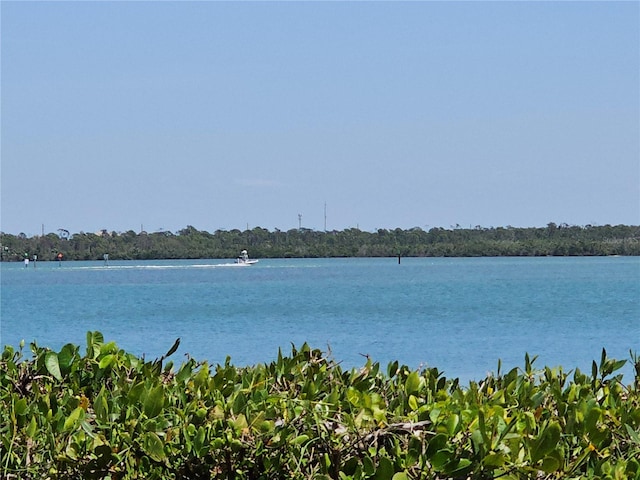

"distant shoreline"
[2,223,639,261]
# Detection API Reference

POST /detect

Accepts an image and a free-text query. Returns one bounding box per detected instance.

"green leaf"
[232,391,247,414]
[374,456,394,479]
[446,413,459,436]
[347,387,361,407]
[100,341,118,355]
[585,406,602,437]
[406,436,421,467]
[143,385,164,418]
[26,416,37,438]
[387,360,399,377]
[194,426,206,455]
[14,397,28,416]
[431,449,454,471]
[425,433,448,459]
[483,452,506,467]
[291,434,310,446]
[57,344,76,373]
[164,338,180,358]
[342,457,358,476]
[429,407,441,423]
[405,371,421,395]
[625,424,640,445]
[611,358,626,372]
[86,331,104,359]
[45,351,63,381]
[64,407,85,432]
[175,360,194,384]
[531,422,561,463]
[471,429,484,452]
[232,413,248,431]
[478,408,490,446]
[99,354,115,370]
[127,381,146,403]
[525,353,532,374]
[142,432,165,462]
[363,455,375,475]
[445,458,472,476]
[539,453,562,473]
[392,473,409,480]
[627,458,640,475]
[94,386,109,423]
[259,420,275,433]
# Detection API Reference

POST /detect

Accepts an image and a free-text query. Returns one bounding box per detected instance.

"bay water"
[1,256,638,384]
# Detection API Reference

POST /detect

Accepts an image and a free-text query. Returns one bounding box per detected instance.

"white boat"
[236,250,259,265]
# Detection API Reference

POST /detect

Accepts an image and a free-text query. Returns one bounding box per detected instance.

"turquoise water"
[1,257,639,383]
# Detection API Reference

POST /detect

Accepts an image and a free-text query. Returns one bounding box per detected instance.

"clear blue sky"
[1,1,638,236]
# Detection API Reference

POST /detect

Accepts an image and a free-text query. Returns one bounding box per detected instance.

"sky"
[1,1,638,236]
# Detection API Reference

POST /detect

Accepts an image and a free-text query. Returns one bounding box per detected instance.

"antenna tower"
[324,203,327,232]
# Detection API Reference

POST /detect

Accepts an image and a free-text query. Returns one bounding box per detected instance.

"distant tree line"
[1,223,639,261]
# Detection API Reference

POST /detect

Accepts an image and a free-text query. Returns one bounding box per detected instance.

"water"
[1,257,638,384]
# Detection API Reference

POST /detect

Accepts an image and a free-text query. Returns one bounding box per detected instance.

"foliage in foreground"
[1,333,640,480]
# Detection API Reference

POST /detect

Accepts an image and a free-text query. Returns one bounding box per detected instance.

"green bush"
[1,333,639,479]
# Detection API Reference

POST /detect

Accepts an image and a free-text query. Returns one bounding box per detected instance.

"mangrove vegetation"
[1,223,639,261]
[1,334,639,479]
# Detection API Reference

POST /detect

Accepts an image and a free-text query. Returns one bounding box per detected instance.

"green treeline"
[1,223,639,261]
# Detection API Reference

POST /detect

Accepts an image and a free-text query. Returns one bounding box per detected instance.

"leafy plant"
[1,334,639,479]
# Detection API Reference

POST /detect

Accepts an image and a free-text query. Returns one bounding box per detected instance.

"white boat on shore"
[236,250,258,265]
